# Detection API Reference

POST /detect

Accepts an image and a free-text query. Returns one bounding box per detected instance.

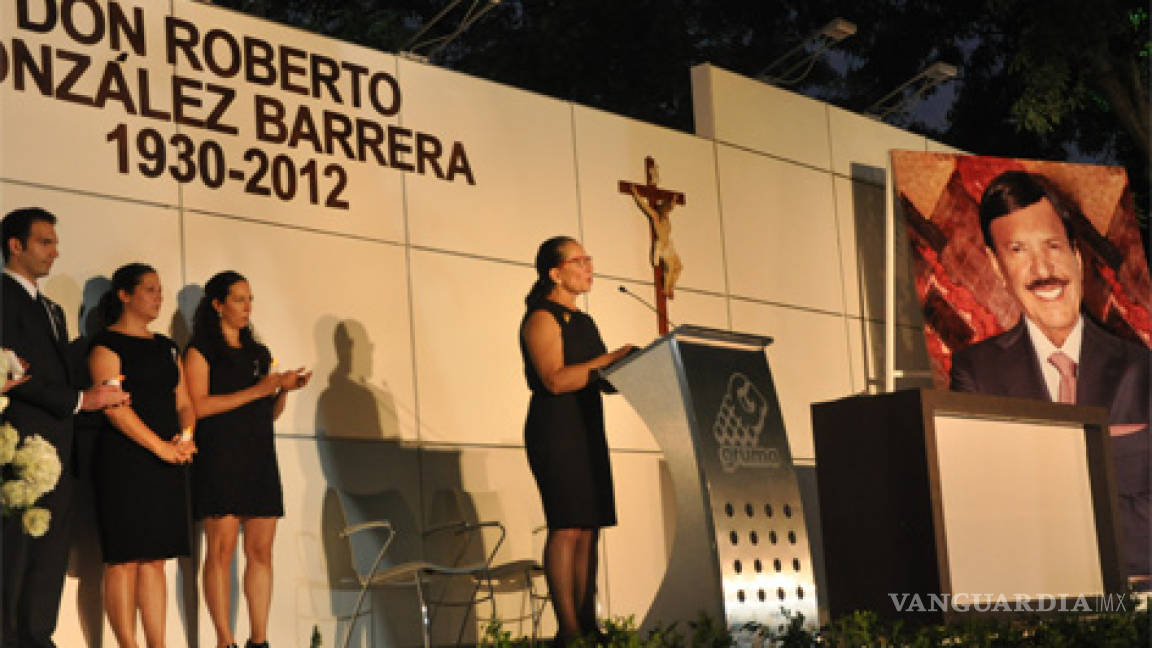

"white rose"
[0,349,22,380]
[13,436,61,498]
[1,479,35,510]
[21,507,50,537]
[0,423,18,465]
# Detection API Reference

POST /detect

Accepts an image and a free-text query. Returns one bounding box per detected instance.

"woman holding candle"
[185,271,310,648]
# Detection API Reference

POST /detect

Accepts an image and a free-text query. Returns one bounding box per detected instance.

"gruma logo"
[712,373,780,473]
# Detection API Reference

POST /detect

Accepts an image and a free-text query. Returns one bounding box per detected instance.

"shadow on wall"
[171,284,203,350]
[313,317,483,648]
[60,276,201,648]
[847,162,931,393]
[61,275,106,648]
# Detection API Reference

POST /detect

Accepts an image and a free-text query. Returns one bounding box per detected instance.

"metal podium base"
[603,326,819,634]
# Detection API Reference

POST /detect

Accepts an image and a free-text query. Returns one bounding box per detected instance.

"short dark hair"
[1,208,57,262]
[978,171,1077,250]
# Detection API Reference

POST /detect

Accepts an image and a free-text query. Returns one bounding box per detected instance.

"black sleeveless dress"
[520,300,617,529]
[188,340,284,519]
[91,330,192,564]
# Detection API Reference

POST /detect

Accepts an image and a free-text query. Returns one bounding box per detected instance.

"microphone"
[618,285,676,329]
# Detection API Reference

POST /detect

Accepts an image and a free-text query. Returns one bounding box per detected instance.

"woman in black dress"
[87,263,197,648]
[184,271,310,648]
[520,237,633,645]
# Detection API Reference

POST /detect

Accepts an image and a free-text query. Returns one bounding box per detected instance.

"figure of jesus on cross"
[619,156,685,335]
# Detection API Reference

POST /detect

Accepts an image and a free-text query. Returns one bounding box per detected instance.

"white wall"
[1,2,935,645]
[692,64,932,457]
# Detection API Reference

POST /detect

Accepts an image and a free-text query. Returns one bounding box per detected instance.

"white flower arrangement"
[0,423,18,465]
[21,507,50,538]
[1,479,36,510]
[0,353,61,538]
[12,434,62,497]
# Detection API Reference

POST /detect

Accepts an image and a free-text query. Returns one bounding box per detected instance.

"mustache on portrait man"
[1025,276,1070,292]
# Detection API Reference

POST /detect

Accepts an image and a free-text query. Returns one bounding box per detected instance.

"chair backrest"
[424,489,489,568]
[336,488,423,577]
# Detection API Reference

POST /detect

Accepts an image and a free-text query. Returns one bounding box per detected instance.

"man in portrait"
[950,171,1151,585]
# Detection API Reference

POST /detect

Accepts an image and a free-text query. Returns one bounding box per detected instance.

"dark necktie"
[38,293,62,344]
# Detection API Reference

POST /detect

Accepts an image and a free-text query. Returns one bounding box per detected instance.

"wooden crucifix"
[618,156,685,335]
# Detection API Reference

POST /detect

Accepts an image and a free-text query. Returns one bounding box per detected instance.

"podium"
[602,325,818,632]
[811,389,1125,622]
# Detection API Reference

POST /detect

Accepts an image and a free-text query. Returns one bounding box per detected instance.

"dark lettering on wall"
[105,123,352,209]
[93,59,135,112]
[17,0,58,34]
[13,39,52,96]
[278,44,307,95]
[387,125,413,172]
[203,29,241,78]
[137,68,171,120]
[204,83,238,135]
[415,133,444,179]
[5,2,481,196]
[447,142,475,185]
[340,61,367,108]
[165,16,201,69]
[323,110,354,158]
[172,74,204,128]
[254,94,287,143]
[62,0,105,46]
[108,2,146,55]
[54,49,93,106]
[244,36,275,85]
[368,71,400,116]
[356,119,386,165]
[288,105,322,153]
[310,54,341,103]
[17,0,144,54]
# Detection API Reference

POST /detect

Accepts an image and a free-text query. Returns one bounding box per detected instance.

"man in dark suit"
[950,171,1151,584]
[0,208,126,648]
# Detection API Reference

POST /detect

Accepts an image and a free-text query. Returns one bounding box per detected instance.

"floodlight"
[757,18,858,86]
[866,60,958,119]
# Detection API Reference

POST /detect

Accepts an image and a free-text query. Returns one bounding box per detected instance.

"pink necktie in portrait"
[1047,351,1077,405]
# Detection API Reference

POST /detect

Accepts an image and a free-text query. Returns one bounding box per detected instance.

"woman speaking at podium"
[519,236,634,645]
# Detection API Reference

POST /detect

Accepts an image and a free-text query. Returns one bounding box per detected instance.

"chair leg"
[455,579,483,648]
[528,569,540,648]
[415,575,431,648]
[527,567,534,641]
[342,583,372,648]
[454,573,498,648]
[487,576,499,637]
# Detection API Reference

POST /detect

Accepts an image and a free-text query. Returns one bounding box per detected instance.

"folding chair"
[337,491,506,648]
